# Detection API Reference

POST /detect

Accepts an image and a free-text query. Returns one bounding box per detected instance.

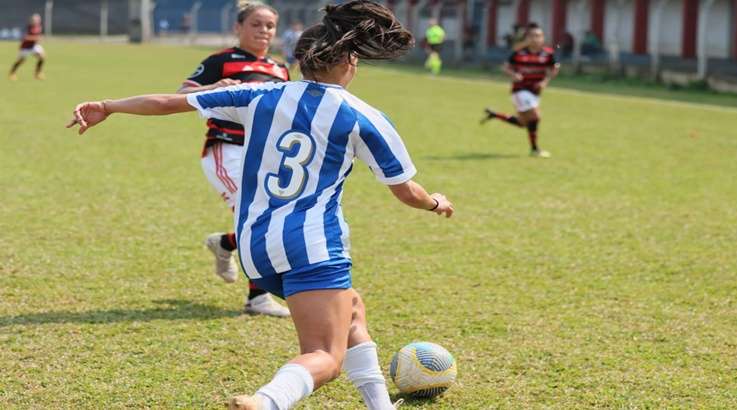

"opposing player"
[9,14,45,81]
[178,3,290,317]
[481,23,559,158]
[66,2,453,409]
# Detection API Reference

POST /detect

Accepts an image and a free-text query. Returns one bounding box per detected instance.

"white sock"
[342,341,394,410]
[255,363,314,410]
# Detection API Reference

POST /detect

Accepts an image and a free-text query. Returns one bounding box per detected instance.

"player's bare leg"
[480,107,524,127]
[229,289,353,409]
[8,57,24,80]
[520,108,549,158]
[34,53,45,80]
[343,290,395,410]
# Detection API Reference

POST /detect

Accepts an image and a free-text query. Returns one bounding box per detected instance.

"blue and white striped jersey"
[187,80,416,279]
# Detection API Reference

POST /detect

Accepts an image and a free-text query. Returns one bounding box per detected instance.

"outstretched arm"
[66,94,194,135]
[177,78,242,94]
[389,180,454,218]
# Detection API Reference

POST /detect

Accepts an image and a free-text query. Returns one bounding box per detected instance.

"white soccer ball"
[389,342,457,398]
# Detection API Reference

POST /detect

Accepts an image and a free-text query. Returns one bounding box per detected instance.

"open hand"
[66,101,109,135]
[430,193,454,218]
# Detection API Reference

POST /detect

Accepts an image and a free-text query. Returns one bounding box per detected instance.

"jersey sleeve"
[352,107,417,185]
[184,55,222,87]
[186,82,285,123]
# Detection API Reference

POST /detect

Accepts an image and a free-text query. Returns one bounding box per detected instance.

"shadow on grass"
[0,299,242,327]
[424,152,519,161]
[391,394,441,408]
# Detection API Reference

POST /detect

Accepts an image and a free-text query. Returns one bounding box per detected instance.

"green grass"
[2,40,737,409]
[388,62,737,108]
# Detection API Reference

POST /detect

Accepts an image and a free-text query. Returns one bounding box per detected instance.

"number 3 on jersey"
[266,131,315,200]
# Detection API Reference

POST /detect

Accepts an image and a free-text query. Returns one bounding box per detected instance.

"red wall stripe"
[487,0,498,46]
[682,0,698,58]
[552,0,567,44]
[591,0,605,40]
[633,0,649,54]
[517,0,530,25]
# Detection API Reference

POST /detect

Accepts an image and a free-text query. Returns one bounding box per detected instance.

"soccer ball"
[389,342,457,398]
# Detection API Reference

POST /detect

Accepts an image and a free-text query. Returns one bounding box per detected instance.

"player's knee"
[313,349,343,381]
[527,120,539,132]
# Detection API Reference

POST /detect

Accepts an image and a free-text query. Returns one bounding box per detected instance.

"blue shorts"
[250,261,352,299]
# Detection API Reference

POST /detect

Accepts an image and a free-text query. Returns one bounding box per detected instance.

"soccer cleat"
[204,233,238,283]
[245,294,290,317]
[480,108,496,125]
[530,149,551,158]
[228,394,262,410]
[9,73,18,81]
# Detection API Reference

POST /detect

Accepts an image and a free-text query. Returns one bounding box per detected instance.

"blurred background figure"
[559,31,574,57]
[180,12,192,33]
[581,30,603,56]
[281,21,303,70]
[8,13,45,80]
[424,18,445,75]
[158,18,170,36]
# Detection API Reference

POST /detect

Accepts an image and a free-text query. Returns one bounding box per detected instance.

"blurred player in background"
[178,2,290,317]
[66,2,453,408]
[8,14,45,81]
[481,23,559,158]
[281,21,303,70]
[424,18,445,75]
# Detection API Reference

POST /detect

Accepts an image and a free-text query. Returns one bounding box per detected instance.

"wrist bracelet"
[429,198,439,211]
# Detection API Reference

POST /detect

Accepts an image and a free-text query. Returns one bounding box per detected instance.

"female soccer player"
[8,14,45,81]
[178,3,290,317]
[66,2,453,409]
[481,23,560,158]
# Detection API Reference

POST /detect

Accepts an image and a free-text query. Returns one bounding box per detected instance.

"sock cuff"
[346,341,377,355]
[279,363,315,393]
[256,363,315,410]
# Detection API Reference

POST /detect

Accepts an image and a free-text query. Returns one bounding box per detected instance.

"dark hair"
[294,0,414,75]
[525,22,542,36]
[237,2,278,23]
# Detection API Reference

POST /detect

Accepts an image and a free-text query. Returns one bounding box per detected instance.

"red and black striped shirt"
[507,47,557,95]
[183,47,289,153]
[20,23,42,49]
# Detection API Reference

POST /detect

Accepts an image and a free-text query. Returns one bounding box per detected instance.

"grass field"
[2,40,737,409]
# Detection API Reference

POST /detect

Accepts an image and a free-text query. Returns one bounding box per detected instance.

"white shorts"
[512,90,540,113]
[201,142,243,209]
[19,44,44,58]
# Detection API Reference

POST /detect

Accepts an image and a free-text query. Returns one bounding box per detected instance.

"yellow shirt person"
[424,19,445,75]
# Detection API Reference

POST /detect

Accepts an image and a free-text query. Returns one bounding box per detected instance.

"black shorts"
[428,43,443,53]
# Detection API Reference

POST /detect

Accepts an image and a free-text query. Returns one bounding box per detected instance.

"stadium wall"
[0,0,129,35]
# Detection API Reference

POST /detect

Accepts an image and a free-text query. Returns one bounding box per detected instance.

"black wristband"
[428,198,439,211]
